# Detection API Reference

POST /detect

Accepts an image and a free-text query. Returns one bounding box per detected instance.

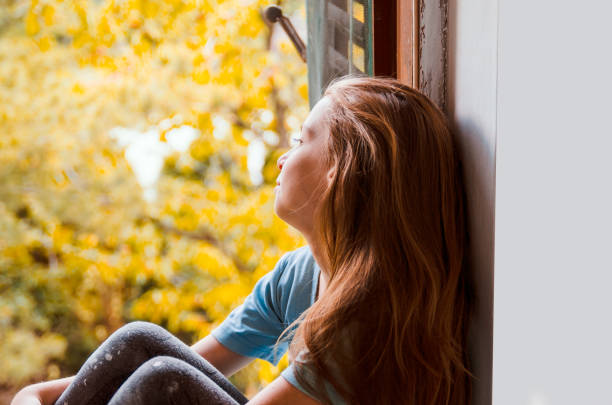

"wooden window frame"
[372,0,419,88]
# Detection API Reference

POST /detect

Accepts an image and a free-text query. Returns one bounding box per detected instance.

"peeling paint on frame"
[419,0,448,113]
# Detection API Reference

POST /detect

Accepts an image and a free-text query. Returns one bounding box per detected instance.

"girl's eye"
[290,137,303,147]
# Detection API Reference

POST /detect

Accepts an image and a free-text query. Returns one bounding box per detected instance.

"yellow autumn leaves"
[0,0,308,397]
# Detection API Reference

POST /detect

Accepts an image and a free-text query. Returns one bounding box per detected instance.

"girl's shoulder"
[273,245,320,316]
[276,245,318,280]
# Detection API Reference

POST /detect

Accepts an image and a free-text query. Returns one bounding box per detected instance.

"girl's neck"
[304,236,330,300]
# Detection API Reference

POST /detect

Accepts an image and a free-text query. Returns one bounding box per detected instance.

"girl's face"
[274,97,334,236]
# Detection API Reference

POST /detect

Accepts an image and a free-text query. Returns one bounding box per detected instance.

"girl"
[12,76,472,405]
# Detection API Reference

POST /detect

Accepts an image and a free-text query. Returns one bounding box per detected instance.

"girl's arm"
[247,376,322,405]
[193,335,322,404]
[11,376,74,405]
[191,334,254,377]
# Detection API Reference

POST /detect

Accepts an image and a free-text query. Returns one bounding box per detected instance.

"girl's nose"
[277,153,288,170]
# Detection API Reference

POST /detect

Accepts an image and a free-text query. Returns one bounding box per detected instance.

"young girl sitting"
[12,76,472,405]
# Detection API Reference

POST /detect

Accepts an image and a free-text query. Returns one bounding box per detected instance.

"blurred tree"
[0,0,307,397]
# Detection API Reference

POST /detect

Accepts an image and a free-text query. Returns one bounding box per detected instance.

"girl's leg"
[54,321,248,405]
[108,355,241,405]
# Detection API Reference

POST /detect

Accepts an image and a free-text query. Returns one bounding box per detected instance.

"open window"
[305,0,419,107]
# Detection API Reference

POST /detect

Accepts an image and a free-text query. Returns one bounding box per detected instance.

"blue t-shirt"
[210,245,345,404]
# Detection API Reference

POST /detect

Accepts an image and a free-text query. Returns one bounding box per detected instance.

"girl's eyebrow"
[301,124,312,137]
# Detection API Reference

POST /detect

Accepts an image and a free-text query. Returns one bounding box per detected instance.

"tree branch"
[145,216,251,273]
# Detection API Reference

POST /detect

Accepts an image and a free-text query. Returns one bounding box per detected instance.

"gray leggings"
[54,321,249,405]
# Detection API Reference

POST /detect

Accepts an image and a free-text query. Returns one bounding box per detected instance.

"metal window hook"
[263,5,307,63]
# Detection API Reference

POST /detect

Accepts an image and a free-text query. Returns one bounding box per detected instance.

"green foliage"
[0,0,307,396]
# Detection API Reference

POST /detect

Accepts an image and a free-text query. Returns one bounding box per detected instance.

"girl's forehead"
[303,96,332,134]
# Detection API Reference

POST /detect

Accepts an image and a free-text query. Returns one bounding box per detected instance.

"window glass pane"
[306,0,373,108]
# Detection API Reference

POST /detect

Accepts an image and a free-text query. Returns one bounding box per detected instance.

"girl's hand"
[11,376,74,405]
[10,387,43,405]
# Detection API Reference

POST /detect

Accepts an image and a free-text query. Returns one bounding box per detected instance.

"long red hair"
[280,76,472,405]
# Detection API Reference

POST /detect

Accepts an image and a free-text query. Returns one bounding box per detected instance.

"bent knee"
[99,356,190,404]
[143,356,185,370]
[139,356,193,381]
[109,321,170,345]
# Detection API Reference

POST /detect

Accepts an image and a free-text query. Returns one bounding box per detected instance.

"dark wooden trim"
[372,0,397,77]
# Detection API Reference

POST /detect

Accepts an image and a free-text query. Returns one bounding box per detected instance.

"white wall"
[493,1,612,404]
[447,1,498,404]
[429,1,612,402]
[449,0,612,404]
